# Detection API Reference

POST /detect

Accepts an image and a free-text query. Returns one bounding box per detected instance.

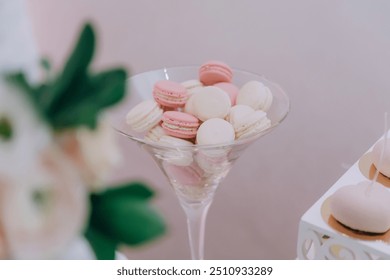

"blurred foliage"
[5,23,165,259]
[87,182,165,259]
[0,117,12,140]
[6,23,126,130]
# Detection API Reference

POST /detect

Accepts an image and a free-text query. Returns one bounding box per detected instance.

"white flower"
[57,117,122,191]
[0,78,51,177]
[0,147,88,259]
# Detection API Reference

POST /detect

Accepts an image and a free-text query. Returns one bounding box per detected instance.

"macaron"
[330,181,390,234]
[181,79,203,95]
[153,80,188,108]
[158,135,193,166]
[196,151,229,174]
[184,93,197,115]
[214,82,239,106]
[199,60,233,85]
[192,86,231,121]
[196,118,235,145]
[163,162,204,186]
[144,125,167,142]
[234,110,271,139]
[372,138,390,177]
[126,99,163,132]
[237,81,273,111]
[227,104,255,127]
[183,85,207,115]
[161,111,200,139]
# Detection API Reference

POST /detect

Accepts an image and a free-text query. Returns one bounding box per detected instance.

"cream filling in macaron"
[163,123,197,132]
[235,117,271,139]
[154,92,188,103]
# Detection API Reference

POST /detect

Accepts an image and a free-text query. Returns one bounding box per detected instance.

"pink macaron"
[163,162,204,186]
[161,111,200,139]
[214,82,239,105]
[199,60,233,85]
[153,80,189,108]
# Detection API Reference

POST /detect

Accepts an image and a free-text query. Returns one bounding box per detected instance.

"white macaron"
[181,79,204,95]
[227,104,255,127]
[192,86,231,121]
[237,81,273,111]
[234,110,271,139]
[126,99,163,132]
[158,135,193,166]
[144,125,167,142]
[196,118,235,145]
[227,105,271,139]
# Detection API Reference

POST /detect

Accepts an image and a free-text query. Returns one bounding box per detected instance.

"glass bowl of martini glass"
[109,65,290,259]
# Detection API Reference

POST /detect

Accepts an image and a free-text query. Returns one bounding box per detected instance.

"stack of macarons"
[126,60,273,146]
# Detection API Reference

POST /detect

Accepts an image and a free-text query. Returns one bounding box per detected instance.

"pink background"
[27,0,390,259]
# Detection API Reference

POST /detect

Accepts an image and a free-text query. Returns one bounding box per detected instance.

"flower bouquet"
[0,23,165,259]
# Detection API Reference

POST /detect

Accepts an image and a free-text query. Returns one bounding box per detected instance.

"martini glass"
[109,66,289,259]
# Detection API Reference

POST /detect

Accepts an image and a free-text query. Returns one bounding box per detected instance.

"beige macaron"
[192,86,231,121]
[158,135,194,166]
[181,79,204,95]
[126,99,163,132]
[228,105,271,139]
[237,81,273,111]
[144,125,167,142]
[196,118,235,145]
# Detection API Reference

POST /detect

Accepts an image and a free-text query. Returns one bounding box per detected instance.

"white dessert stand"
[297,135,390,260]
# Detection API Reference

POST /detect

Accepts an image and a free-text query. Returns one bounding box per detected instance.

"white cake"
[330,181,390,234]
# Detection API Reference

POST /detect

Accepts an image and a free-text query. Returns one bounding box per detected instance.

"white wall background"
[27,0,390,259]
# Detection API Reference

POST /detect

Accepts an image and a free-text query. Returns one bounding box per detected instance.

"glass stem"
[180,199,212,260]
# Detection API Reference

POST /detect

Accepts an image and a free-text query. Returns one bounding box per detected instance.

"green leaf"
[89,183,165,246]
[5,72,35,95]
[100,181,154,200]
[48,23,95,108]
[3,23,128,132]
[47,72,96,129]
[91,199,166,246]
[50,101,100,130]
[40,57,53,81]
[47,68,127,130]
[0,117,12,141]
[5,73,49,122]
[40,57,51,72]
[89,68,127,108]
[85,227,117,260]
